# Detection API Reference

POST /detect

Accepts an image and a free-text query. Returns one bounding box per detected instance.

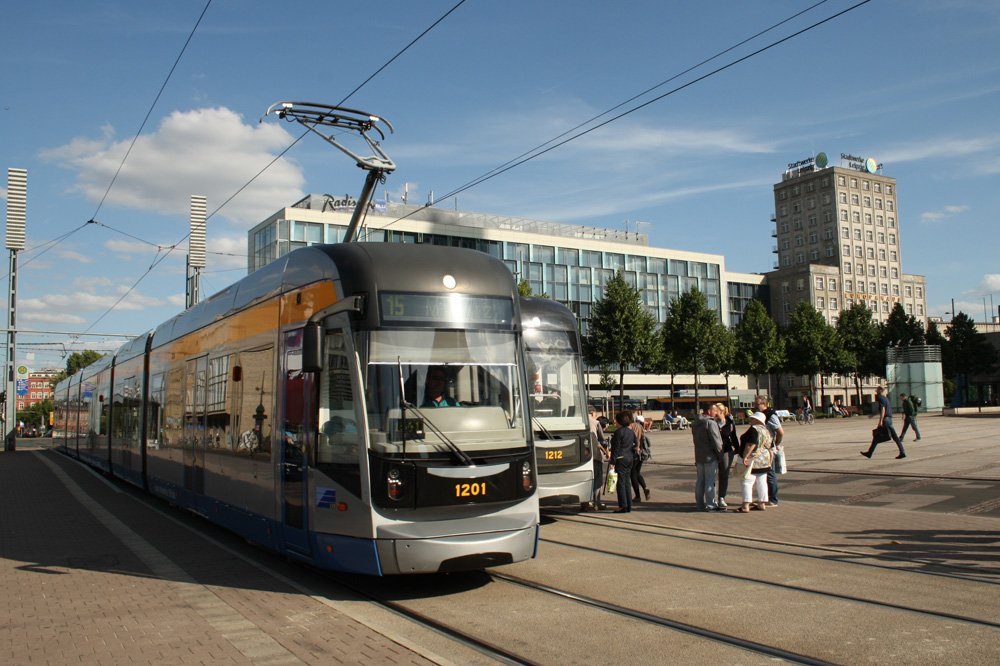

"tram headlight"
[387,467,405,501]
[521,460,534,492]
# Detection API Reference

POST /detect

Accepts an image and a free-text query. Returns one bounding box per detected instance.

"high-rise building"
[766,154,926,327]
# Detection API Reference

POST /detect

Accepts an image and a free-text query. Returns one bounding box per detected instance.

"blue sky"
[2,0,999,370]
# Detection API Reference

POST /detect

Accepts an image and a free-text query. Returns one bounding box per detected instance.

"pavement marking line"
[35,452,307,666]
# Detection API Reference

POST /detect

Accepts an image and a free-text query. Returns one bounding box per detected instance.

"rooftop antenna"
[262,102,395,243]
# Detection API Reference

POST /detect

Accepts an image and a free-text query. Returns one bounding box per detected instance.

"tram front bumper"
[376,524,538,574]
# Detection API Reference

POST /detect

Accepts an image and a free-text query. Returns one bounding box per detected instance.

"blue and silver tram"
[54,242,539,574]
[520,297,592,508]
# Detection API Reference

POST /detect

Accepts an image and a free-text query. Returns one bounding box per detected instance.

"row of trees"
[15,351,106,430]
[580,271,997,412]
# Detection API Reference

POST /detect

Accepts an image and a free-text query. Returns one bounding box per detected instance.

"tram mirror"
[302,322,322,373]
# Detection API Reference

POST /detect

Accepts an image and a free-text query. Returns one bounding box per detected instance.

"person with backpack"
[732,412,774,512]
[753,395,784,506]
[899,392,922,442]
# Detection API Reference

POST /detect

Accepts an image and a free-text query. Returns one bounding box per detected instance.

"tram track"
[537,523,1000,631]
[555,512,1000,586]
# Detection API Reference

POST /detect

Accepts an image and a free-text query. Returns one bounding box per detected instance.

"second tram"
[520,297,593,509]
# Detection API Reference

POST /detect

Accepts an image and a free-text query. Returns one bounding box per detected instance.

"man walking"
[587,406,609,510]
[861,386,906,459]
[899,392,922,442]
[753,395,784,506]
[692,403,723,511]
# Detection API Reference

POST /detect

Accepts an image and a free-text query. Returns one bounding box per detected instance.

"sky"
[2,0,999,370]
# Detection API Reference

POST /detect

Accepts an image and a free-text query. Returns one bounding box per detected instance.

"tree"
[19,399,54,429]
[836,302,881,406]
[944,312,999,405]
[782,301,836,399]
[879,303,925,349]
[49,350,106,387]
[582,271,658,411]
[660,288,730,413]
[731,300,784,392]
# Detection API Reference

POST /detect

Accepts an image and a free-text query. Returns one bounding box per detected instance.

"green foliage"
[18,398,54,428]
[660,288,730,410]
[49,350,106,388]
[924,320,947,347]
[782,301,842,394]
[945,312,999,402]
[879,303,926,350]
[731,300,784,390]
[836,301,881,404]
[583,271,658,407]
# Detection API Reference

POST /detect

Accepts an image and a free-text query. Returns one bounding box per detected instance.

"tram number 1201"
[455,482,487,498]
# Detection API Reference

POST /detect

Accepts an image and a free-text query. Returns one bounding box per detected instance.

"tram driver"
[422,366,461,408]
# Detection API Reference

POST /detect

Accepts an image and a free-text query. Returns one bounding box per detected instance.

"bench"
[774,410,795,423]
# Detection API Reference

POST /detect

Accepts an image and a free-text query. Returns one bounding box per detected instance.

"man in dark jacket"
[898,392,922,442]
[692,404,723,511]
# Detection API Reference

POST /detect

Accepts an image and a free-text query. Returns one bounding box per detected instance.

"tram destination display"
[380,293,513,326]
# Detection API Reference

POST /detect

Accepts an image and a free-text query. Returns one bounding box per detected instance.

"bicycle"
[796,409,815,425]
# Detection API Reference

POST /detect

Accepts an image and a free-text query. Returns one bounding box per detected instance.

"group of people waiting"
[588,395,786,513]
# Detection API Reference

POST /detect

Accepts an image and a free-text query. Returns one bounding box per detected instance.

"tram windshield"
[361,329,529,459]
[523,329,588,433]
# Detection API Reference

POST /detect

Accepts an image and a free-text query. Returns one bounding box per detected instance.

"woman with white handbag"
[732,412,773,513]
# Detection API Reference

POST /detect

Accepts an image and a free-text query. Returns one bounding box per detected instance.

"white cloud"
[20,311,87,325]
[21,288,165,315]
[963,274,1000,296]
[919,204,969,224]
[56,249,93,264]
[40,107,306,228]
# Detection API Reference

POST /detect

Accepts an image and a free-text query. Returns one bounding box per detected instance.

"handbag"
[605,465,618,494]
[872,426,891,444]
[750,424,773,469]
[775,447,787,474]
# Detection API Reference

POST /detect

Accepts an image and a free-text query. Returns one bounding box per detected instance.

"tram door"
[184,357,207,496]
[281,330,312,554]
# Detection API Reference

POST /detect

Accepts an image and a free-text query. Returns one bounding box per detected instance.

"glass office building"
[247,195,766,397]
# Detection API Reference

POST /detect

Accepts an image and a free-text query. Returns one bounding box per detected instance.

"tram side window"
[206,355,233,452]
[234,347,274,460]
[148,372,164,449]
[317,330,359,465]
[163,366,185,448]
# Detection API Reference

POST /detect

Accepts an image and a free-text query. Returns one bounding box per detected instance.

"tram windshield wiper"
[401,402,475,467]
[531,417,555,440]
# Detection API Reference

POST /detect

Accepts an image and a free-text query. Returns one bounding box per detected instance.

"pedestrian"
[588,406,609,510]
[861,386,906,459]
[715,403,738,509]
[732,412,773,512]
[608,411,637,513]
[898,392,922,442]
[753,395,784,506]
[692,403,723,511]
[629,413,651,503]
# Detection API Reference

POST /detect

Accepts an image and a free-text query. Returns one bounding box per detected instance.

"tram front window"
[524,337,588,433]
[364,329,528,459]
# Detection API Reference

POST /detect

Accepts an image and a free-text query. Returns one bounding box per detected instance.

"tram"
[520,297,592,509]
[53,242,540,574]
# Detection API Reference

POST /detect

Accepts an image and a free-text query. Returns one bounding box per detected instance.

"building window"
[905,285,913,297]
[888,216,896,227]
[809,232,818,243]
[844,262,852,273]
[879,249,886,260]
[857,264,864,275]
[796,279,805,291]
[864,196,872,207]
[838,175,846,186]
[887,200,894,211]
[890,251,897,262]
[815,277,825,291]
[878,232,885,243]
[886,184,893,195]
[874,183,881,193]
[839,192,848,204]
[853,212,861,223]
[817,297,825,309]
[877,215,884,226]
[893,285,899,296]
[918,304,924,315]
[891,267,899,278]
[843,245,851,256]
[852,194,860,205]
[889,234,896,244]
[826,247,835,257]
[830,297,838,310]
[810,249,819,260]
[916,287,923,298]
[881,283,889,294]
[868,265,876,276]
[865,213,872,225]
[851,178,858,188]
[796,253,805,264]
[863,180,870,191]
[841,210,848,221]
[855,247,863,257]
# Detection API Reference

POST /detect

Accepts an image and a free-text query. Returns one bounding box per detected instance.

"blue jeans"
[899,415,921,440]
[767,464,778,504]
[695,460,719,509]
